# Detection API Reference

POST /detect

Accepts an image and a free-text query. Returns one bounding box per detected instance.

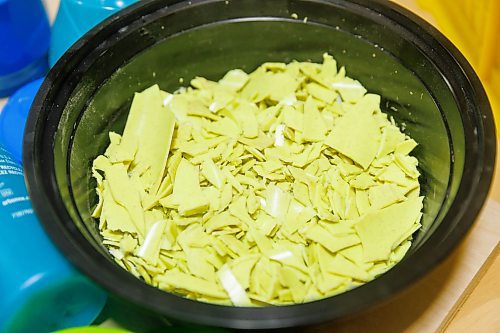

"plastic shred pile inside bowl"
[91,53,424,306]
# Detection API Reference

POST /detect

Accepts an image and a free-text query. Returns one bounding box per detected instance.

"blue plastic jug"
[0,79,43,165]
[0,145,107,333]
[0,0,50,97]
[50,0,139,66]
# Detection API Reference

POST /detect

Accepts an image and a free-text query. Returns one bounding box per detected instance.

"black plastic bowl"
[24,0,496,329]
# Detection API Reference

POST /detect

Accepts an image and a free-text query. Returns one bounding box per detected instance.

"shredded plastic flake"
[92,54,424,306]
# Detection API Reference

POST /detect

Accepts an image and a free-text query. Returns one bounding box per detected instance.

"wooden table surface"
[1,1,498,332]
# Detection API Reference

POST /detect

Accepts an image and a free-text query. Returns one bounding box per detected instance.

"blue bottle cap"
[0,0,50,97]
[0,78,44,164]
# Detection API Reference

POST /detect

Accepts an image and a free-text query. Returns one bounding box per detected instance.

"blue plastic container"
[0,0,50,97]
[0,145,107,333]
[0,79,43,164]
[50,0,138,67]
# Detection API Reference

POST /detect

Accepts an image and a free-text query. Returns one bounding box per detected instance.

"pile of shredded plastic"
[92,53,423,306]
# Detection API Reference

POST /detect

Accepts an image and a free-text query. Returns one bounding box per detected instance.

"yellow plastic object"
[52,327,131,333]
[413,0,500,128]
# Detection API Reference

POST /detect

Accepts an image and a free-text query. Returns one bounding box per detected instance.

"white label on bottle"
[0,150,35,219]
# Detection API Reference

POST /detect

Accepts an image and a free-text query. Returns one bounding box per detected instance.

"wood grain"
[438,243,500,333]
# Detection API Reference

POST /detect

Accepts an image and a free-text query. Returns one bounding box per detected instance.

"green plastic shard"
[104,132,135,163]
[377,126,406,158]
[282,105,303,131]
[157,270,227,299]
[201,158,225,189]
[93,54,424,307]
[355,196,424,262]
[185,247,216,281]
[376,163,409,186]
[302,97,327,142]
[100,181,138,234]
[210,87,235,113]
[219,69,249,91]
[325,99,381,169]
[368,183,406,210]
[304,224,360,254]
[269,72,300,102]
[325,254,372,282]
[120,85,176,193]
[137,220,167,265]
[105,163,145,236]
[320,53,338,80]
[231,101,259,138]
[281,266,307,303]
[218,264,252,306]
[307,82,337,104]
[240,68,271,102]
[263,184,291,220]
[331,77,367,103]
[207,117,241,138]
[171,158,209,216]
[396,139,418,155]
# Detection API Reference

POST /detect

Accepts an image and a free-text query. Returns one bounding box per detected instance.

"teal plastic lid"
[50,0,138,67]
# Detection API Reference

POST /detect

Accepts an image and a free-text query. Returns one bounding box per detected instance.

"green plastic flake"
[240,69,271,102]
[376,163,409,185]
[218,264,252,306]
[331,77,367,103]
[219,69,249,91]
[122,85,176,193]
[307,82,338,104]
[201,158,225,189]
[324,100,381,169]
[317,272,347,294]
[368,183,406,210]
[394,153,419,179]
[157,270,227,299]
[268,72,300,102]
[355,196,424,262]
[395,139,418,155]
[137,220,167,265]
[185,247,216,281]
[232,102,259,138]
[261,184,291,220]
[210,87,235,113]
[93,54,424,307]
[377,126,406,158]
[304,225,360,254]
[168,158,209,216]
[104,132,134,164]
[281,266,307,303]
[282,105,303,131]
[207,117,241,138]
[302,97,327,142]
[267,248,308,274]
[105,164,145,236]
[325,254,372,282]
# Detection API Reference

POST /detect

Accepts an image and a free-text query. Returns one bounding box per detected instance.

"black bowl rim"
[23,0,496,329]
